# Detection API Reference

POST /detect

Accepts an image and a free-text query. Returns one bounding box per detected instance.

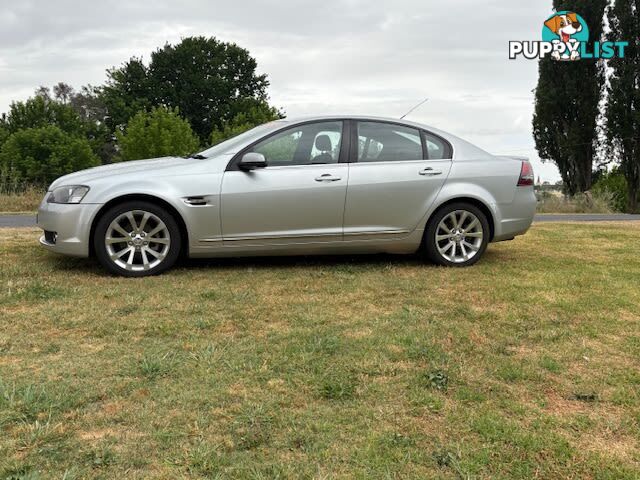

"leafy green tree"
[532,0,608,195]
[605,0,639,212]
[592,168,628,212]
[102,37,275,141]
[100,58,153,134]
[0,126,8,150]
[53,82,74,104]
[2,95,86,137]
[210,101,283,145]
[116,107,200,161]
[69,85,108,124]
[3,88,115,164]
[66,84,115,164]
[0,126,99,185]
[34,86,53,102]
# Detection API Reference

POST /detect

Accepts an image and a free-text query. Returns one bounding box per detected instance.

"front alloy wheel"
[94,201,181,276]
[424,203,490,267]
[106,211,171,271]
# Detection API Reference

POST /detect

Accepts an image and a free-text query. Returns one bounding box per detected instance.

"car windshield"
[196,120,289,158]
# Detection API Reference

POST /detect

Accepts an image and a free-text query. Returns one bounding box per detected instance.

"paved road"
[534,214,640,222]
[0,215,37,228]
[1,213,640,229]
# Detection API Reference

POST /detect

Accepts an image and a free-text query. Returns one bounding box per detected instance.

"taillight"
[517,161,534,186]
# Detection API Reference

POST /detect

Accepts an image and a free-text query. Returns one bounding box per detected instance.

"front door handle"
[315,174,342,182]
[419,167,443,176]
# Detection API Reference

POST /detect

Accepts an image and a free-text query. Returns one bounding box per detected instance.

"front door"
[221,120,348,246]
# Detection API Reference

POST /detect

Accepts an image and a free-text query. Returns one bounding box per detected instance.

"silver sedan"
[37,116,536,276]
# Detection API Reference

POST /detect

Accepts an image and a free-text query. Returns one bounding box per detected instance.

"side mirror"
[239,152,267,171]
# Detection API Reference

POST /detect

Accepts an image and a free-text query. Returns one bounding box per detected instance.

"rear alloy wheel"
[94,201,181,277]
[424,203,490,267]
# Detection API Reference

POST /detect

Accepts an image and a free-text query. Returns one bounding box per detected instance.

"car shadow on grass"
[181,252,422,271]
[43,246,509,276]
[180,247,509,272]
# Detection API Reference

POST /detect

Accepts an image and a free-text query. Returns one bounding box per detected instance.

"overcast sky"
[0,0,561,181]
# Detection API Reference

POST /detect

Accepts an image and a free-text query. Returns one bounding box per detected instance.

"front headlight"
[47,186,90,204]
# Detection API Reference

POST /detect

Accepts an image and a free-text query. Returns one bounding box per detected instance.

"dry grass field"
[0,188,44,214]
[1,223,639,479]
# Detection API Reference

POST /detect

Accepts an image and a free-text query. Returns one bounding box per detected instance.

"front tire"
[94,201,181,277]
[423,202,490,267]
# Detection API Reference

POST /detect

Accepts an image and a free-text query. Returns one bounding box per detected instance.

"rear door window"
[357,122,424,162]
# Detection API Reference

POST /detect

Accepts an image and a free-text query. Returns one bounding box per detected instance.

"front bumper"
[37,200,103,257]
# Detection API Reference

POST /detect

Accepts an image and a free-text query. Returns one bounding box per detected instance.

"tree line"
[0,36,282,187]
[533,0,639,212]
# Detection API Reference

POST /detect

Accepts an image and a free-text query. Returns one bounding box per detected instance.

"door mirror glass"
[239,152,267,171]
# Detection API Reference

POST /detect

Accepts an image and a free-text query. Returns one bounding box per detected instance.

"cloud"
[0,0,560,181]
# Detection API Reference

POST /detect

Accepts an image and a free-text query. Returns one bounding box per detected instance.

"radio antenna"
[400,98,429,119]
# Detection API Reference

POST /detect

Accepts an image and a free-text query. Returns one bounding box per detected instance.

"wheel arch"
[89,194,190,258]
[426,197,495,242]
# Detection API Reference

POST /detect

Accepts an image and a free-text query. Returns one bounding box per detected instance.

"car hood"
[49,156,201,189]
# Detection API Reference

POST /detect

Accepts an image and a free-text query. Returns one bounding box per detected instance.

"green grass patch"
[1,224,639,478]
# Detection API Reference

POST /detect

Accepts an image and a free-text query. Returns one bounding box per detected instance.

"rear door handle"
[419,167,443,176]
[315,174,342,182]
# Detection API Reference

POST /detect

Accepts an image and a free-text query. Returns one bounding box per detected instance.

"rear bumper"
[37,200,103,257]
[492,187,536,242]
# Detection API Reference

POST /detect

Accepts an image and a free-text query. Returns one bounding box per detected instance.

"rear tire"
[94,201,181,277]
[423,202,490,267]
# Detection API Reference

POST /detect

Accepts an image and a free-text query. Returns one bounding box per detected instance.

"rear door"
[220,120,349,246]
[343,121,452,240]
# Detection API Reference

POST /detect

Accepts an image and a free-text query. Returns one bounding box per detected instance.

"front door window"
[251,121,344,166]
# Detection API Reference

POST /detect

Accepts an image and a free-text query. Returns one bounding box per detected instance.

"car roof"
[283,114,437,129]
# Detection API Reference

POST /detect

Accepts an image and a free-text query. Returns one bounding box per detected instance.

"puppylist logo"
[510,11,628,61]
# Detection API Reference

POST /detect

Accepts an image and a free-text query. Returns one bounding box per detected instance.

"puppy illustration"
[544,13,583,60]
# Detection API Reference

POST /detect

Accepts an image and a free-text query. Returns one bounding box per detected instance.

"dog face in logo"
[545,13,583,60]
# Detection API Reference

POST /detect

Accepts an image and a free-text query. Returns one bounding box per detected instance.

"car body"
[37,115,536,276]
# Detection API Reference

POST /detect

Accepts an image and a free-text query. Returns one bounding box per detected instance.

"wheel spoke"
[466,218,479,231]
[465,232,483,238]
[126,248,135,266]
[141,249,150,270]
[436,233,453,242]
[460,242,468,260]
[462,240,478,251]
[457,211,468,229]
[125,212,138,232]
[148,237,170,245]
[138,212,151,233]
[110,246,132,261]
[145,247,163,259]
[448,213,458,230]
[112,223,130,237]
[147,224,164,237]
[106,237,126,245]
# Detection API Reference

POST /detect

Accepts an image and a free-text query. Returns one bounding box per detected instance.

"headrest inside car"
[315,134,332,152]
